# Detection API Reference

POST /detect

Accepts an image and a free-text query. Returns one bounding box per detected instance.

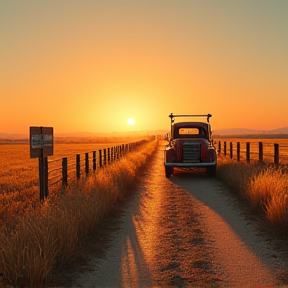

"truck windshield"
[179,128,203,135]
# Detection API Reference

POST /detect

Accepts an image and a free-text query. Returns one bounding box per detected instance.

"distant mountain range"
[1,127,288,139]
[0,130,167,139]
[0,132,28,139]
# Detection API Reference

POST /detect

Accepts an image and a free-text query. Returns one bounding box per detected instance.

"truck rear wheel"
[165,166,173,178]
[207,165,216,177]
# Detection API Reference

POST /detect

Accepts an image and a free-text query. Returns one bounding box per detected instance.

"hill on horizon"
[0,130,168,139]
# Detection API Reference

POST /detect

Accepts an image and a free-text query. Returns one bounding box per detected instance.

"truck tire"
[165,166,173,178]
[207,165,216,177]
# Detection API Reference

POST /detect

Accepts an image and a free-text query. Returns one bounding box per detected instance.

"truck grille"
[182,142,201,163]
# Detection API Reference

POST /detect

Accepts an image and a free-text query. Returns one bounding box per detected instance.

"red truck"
[164,113,217,178]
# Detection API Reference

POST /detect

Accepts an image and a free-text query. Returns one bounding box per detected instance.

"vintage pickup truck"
[164,113,217,178]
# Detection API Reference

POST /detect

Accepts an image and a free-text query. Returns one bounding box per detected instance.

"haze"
[1,0,287,134]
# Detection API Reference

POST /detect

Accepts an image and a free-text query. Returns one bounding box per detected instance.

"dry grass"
[217,156,288,229]
[248,167,288,227]
[0,140,158,287]
[0,141,142,227]
[216,156,255,198]
[0,141,140,194]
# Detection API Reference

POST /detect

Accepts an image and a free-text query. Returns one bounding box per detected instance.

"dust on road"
[69,142,287,287]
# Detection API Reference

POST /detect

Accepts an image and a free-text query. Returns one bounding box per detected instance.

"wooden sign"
[30,126,53,158]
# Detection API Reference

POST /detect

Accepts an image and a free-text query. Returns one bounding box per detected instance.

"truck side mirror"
[165,133,170,142]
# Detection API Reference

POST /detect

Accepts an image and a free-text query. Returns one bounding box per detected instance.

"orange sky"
[1,1,287,134]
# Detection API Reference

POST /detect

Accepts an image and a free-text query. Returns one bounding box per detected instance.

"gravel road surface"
[63,142,288,287]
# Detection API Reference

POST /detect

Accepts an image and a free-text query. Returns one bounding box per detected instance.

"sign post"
[30,126,53,201]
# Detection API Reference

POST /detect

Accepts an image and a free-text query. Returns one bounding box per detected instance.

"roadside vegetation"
[0,139,158,288]
[217,156,288,229]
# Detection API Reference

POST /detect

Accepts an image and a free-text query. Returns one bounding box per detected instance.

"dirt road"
[69,142,288,287]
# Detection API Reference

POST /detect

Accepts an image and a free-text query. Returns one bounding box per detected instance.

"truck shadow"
[167,166,287,280]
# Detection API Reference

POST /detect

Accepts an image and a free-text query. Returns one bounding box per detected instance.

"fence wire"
[47,140,147,189]
[216,140,288,164]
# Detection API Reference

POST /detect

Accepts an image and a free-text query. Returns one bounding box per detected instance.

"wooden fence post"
[39,157,44,201]
[93,151,96,170]
[218,141,221,155]
[224,141,227,157]
[76,154,80,179]
[38,157,43,201]
[99,150,102,168]
[274,143,279,165]
[230,142,233,159]
[246,142,250,163]
[237,142,240,162]
[108,148,110,163]
[85,153,89,175]
[103,149,107,165]
[39,156,49,201]
[259,142,263,162]
[44,157,49,198]
[62,157,68,187]
[110,147,114,162]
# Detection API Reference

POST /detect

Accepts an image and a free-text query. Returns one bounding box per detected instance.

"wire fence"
[47,140,148,191]
[215,139,288,165]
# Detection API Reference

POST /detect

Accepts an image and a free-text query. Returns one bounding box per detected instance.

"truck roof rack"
[169,113,212,124]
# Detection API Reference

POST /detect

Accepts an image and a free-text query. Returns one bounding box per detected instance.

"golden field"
[0,139,144,226]
[0,139,158,287]
[0,138,287,287]
[0,140,141,193]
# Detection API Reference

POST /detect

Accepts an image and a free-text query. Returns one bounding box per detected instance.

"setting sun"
[127,118,135,126]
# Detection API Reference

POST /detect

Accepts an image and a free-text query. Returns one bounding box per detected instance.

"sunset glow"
[0,1,287,135]
[127,118,135,126]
